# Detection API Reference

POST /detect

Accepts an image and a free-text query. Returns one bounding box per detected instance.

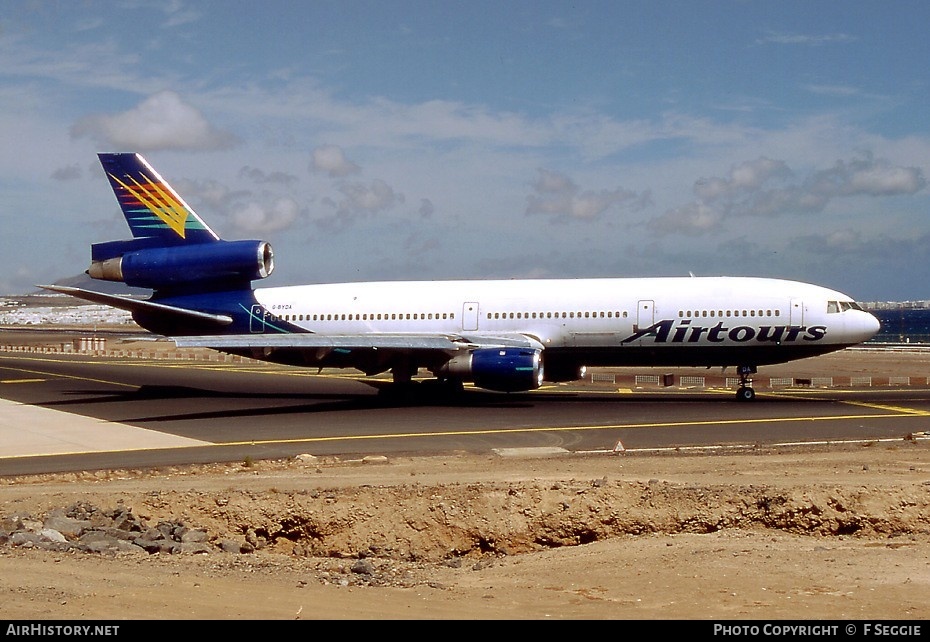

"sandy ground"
[1,443,929,621]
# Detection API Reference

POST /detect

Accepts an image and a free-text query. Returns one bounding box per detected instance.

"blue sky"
[1,0,928,301]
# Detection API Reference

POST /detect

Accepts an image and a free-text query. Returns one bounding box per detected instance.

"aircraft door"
[250,304,266,333]
[463,302,479,331]
[636,300,654,332]
[790,299,804,327]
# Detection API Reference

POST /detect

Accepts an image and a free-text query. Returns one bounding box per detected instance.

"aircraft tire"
[736,387,756,402]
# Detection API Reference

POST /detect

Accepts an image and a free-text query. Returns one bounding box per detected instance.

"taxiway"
[2,348,929,475]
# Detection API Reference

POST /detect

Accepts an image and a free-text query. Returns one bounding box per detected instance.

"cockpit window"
[828,300,866,313]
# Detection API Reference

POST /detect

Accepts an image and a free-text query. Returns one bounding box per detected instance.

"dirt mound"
[2,444,930,619]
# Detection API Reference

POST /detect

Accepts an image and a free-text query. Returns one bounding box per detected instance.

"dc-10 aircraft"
[43,153,881,401]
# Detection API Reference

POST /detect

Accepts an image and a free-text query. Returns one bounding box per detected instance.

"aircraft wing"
[171,332,544,352]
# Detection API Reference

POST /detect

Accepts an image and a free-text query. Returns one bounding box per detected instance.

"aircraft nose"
[860,310,881,342]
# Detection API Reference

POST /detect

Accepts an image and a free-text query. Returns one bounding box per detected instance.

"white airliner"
[43,153,881,401]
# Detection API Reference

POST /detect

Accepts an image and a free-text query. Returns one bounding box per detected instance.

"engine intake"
[88,240,274,289]
[442,348,544,392]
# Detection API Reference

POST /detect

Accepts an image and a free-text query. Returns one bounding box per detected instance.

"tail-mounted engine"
[441,348,544,392]
[88,239,274,290]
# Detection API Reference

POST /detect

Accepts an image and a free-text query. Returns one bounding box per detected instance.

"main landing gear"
[736,365,757,402]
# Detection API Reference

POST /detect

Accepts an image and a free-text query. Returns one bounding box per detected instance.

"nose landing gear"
[736,365,757,401]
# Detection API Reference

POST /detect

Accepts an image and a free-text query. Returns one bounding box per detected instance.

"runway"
[1,349,929,475]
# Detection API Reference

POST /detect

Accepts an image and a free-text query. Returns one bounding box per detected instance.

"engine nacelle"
[88,240,274,289]
[442,348,544,392]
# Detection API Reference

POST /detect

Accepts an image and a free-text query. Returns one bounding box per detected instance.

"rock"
[38,528,67,543]
[43,515,91,539]
[351,559,375,575]
[179,527,208,543]
[219,539,245,553]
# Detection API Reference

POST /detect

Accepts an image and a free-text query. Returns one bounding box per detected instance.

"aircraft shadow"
[35,381,809,431]
[36,383,541,424]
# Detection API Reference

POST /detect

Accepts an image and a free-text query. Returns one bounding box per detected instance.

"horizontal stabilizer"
[38,285,233,326]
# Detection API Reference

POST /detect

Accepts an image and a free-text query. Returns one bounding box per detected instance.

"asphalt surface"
[2,349,930,475]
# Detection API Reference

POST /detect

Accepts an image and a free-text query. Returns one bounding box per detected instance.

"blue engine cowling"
[442,348,544,392]
[88,240,274,289]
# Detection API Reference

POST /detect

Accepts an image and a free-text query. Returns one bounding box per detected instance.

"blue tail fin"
[98,153,219,244]
[88,154,274,292]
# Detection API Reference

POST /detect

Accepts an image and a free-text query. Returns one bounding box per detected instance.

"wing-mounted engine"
[440,348,544,392]
[88,238,274,290]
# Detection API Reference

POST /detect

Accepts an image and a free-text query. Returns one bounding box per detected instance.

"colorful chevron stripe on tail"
[98,153,219,244]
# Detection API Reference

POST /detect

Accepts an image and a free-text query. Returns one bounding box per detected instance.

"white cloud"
[532,167,576,194]
[315,178,405,231]
[647,202,723,237]
[239,166,299,187]
[177,179,239,211]
[650,154,927,236]
[230,197,301,235]
[160,1,201,28]
[525,168,647,222]
[694,157,792,201]
[310,145,360,177]
[336,179,402,214]
[809,156,926,197]
[803,84,861,97]
[756,32,857,46]
[70,90,239,152]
